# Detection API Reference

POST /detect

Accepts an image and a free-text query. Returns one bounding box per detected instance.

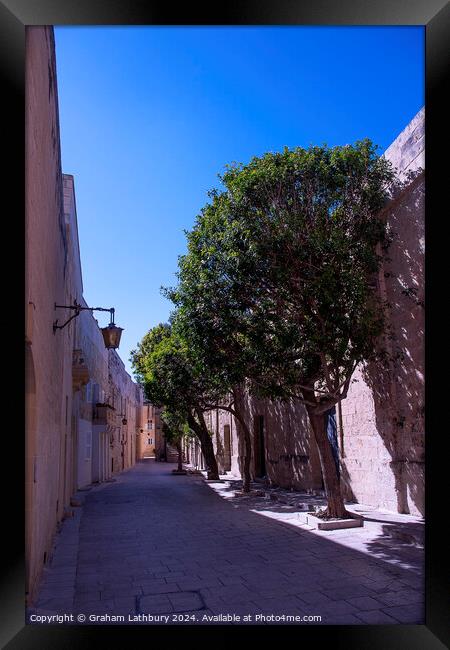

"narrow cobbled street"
[30,460,424,625]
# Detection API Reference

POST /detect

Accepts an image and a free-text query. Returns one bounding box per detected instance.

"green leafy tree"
[130,323,221,480]
[169,140,395,518]
[131,319,256,489]
[172,309,254,491]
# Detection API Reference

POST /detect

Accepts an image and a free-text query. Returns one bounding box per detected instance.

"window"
[147,420,153,430]
[148,438,153,445]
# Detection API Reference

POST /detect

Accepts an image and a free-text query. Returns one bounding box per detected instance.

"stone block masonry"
[339,108,424,516]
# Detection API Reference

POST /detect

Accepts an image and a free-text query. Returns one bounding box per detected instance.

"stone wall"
[205,408,234,475]
[340,108,425,516]
[136,402,163,459]
[25,26,77,604]
[25,27,143,603]
[62,174,109,489]
[74,307,109,489]
[205,397,322,490]
[107,350,141,473]
[237,392,323,490]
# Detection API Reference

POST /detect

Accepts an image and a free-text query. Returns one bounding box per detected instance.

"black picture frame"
[2,0,448,647]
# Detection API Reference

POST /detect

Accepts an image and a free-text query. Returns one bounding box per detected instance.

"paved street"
[30,460,424,625]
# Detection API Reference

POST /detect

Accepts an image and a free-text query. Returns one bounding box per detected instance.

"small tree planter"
[305,513,363,530]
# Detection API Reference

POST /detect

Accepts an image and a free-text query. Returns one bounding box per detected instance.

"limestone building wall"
[107,350,141,474]
[25,27,143,603]
[339,108,425,516]
[205,397,322,489]
[135,386,145,460]
[201,396,323,491]
[204,408,235,475]
[73,306,109,488]
[137,401,162,459]
[25,26,77,603]
[236,393,323,490]
[60,174,107,490]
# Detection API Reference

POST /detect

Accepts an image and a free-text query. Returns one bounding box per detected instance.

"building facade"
[338,108,425,516]
[25,27,142,605]
[136,401,163,459]
[206,399,323,490]
[26,25,76,605]
[107,349,141,474]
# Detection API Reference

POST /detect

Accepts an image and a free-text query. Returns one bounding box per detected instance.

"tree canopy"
[169,140,394,412]
[167,140,395,515]
[130,322,224,479]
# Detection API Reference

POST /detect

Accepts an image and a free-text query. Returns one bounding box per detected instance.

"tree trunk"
[303,391,348,518]
[187,412,220,480]
[236,413,252,493]
[229,391,252,492]
[176,440,183,472]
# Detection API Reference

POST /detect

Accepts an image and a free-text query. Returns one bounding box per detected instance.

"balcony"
[93,403,116,426]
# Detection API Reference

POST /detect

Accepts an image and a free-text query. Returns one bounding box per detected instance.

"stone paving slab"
[28,459,425,626]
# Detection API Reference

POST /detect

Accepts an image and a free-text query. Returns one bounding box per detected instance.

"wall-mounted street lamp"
[53,299,124,349]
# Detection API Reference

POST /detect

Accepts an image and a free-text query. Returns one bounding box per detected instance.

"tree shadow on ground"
[207,476,424,576]
[364,523,424,576]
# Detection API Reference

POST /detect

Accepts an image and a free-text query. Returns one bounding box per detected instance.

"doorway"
[254,415,266,478]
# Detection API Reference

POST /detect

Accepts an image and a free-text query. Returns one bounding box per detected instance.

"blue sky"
[54,26,424,377]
